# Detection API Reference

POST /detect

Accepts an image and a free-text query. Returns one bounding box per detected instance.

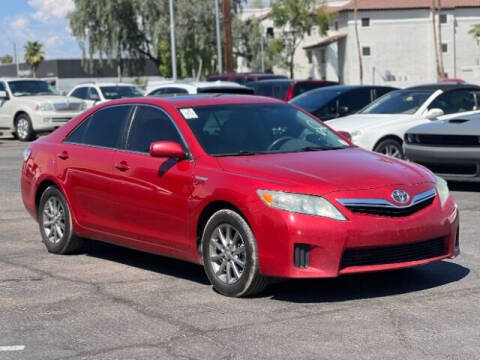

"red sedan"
[21,95,460,297]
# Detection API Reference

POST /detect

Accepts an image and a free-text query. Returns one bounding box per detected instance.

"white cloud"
[28,0,74,23]
[11,16,29,31]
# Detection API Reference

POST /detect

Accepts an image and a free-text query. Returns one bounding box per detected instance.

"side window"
[313,100,338,120]
[88,87,100,100]
[429,90,475,115]
[126,106,183,153]
[374,87,394,99]
[163,87,189,95]
[70,87,87,99]
[0,82,6,91]
[67,105,132,148]
[338,89,372,113]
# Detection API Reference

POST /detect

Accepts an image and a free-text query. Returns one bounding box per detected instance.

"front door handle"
[57,151,69,160]
[114,161,130,172]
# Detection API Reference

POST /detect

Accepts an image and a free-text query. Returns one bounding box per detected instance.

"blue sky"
[0,0,265,61]
[0,0,80,60]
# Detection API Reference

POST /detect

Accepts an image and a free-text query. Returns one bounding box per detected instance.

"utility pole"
[354,0,363,84]
[260,31,265,73]
[222,0,234,73]
[437,0,445,79]
[169,0,177,80]
[13,42,19,77]
[215,0,223,74]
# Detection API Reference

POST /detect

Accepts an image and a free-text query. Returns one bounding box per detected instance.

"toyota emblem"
[391,190,410,204]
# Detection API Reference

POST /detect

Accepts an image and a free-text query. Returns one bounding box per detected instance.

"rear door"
[111,105,194,252]
[60,104,133,234]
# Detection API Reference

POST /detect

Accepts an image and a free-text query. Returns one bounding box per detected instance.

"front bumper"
[30,111,80,132]
[404,143,480,182]
[251,184,459,279]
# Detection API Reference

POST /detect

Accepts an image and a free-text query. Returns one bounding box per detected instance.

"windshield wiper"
[214,150,263,157]
[299,146,328,152]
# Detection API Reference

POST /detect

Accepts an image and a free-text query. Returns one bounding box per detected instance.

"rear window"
[253,82,292,99]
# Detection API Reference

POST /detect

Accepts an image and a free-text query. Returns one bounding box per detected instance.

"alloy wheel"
[380,144,401,158]
[16,118,30,140]
[208,224,246,285]
[42,196,66,245]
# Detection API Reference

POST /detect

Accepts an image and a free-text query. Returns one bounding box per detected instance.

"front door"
[111,105,194,253]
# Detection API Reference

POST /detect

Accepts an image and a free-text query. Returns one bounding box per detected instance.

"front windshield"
[8,80,58,97]
[290,88,346,112]
[360,90,434,115]
[182,103,350,156]
[100,86,144,99]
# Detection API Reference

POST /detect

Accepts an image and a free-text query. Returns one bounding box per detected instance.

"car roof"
[74,82,137,88]
[296,85,382,94]
[140,94,283,108]
[150,81,247,89]
[406,82,480,91]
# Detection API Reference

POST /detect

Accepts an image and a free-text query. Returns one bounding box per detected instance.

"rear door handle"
[114,161,130,172]
[57,151,69,160]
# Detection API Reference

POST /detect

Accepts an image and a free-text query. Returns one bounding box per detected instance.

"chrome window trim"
[337,188,436,209]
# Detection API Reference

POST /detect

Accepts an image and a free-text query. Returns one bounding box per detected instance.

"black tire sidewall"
[374,139,404,159]
[202,210,259,297]
[38,186,74,254]
[15,114,35,141]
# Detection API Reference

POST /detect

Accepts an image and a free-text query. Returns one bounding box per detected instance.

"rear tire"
[15,114,36,142]
[202,209,268,297]
[38,186,84,254]
[374,138,404,159]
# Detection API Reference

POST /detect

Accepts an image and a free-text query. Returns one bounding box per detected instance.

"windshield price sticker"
[180,108,199,119]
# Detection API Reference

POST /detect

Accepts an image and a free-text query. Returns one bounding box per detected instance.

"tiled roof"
[303,33,347,50]
[330,0,480,12]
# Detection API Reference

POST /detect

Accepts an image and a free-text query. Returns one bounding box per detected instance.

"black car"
[290,85,398,121]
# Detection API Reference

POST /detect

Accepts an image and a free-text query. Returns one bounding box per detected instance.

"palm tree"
[24,41,45,78]
[469,24,480,64]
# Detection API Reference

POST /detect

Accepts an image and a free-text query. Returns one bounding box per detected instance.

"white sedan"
[145,81,254,96]
[327,83,480,158]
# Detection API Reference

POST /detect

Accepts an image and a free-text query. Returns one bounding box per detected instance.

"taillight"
[285,85,295,101]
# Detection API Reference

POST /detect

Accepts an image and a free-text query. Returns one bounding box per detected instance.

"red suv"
[21,95,459,297]
[247,79,338,101]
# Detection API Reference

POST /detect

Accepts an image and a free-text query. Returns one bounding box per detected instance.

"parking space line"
[0,345,26,351]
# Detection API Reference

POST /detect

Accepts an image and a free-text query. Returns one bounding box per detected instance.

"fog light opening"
[294,244,310,268]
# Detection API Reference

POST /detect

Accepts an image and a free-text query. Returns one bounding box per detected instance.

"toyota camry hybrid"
[21,94,460,297]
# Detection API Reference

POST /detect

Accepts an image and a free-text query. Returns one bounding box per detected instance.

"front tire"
[38,186,84,254]
[202,209,268,297]
[15,114,36,142]
[374,138,404,159]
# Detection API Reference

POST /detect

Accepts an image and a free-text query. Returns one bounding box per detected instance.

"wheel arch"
[195,200,250,260]
[373,134,404,150]
[35,178,63,217]
[14,110,31,125]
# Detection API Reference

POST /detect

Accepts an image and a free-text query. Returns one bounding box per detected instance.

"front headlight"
[37,102,54,112]
[435,175,450,206]
[257,190,346,221]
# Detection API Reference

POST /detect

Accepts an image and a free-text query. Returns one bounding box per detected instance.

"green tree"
[251,0,265,8]
[0,54,13,64]
[69,0,246,78]
[270,0,331,78]
[24,41,45,78]
[469,24,480,65]
[233,17,282,72]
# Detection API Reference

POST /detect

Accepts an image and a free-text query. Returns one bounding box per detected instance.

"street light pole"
[169,0,177,80]
[215,0,223,74]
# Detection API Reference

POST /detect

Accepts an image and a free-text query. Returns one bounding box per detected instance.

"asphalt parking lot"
[0,136,479,360]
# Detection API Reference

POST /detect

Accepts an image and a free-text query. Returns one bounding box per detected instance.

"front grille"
[344,196,434,217]
[294,244,310,268]
[52,117,72,123]
[418,162,477,176]
[406,133,480,147]
[340,237,446,269]
[54,103,83,112]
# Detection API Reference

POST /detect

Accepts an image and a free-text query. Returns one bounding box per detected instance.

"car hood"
[216,147,434,195]
[327,113,414,131]
[407,117,480,136]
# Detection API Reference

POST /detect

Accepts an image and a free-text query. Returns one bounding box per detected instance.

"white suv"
[68,82,144,108]
[0,78,86,141]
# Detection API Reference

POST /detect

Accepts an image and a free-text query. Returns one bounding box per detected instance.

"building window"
[320,48,326,63]
[361,18,370,27]
[307,50,313,64]
[440,14,447,24]
[362,46,371,56]
[335,21,339,31]
[442,43,448,53]
[266,27,274,38]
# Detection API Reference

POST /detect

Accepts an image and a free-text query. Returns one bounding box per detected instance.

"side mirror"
[338,105,349,116]
[424,108,444,120]
[150,141,186,159]
[0,90,8,99]
[337,131,352,142]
